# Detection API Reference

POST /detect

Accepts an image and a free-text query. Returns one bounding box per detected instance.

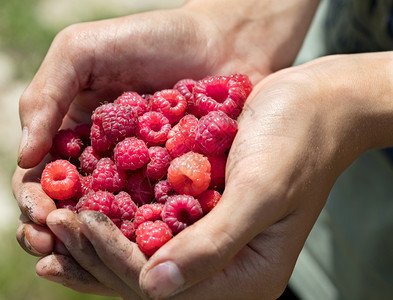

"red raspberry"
[167,151,211,197]
[115,191,138,220]
[120,220,136,242]
[91,103,137,154]
[173,78,199,116]
[208,154,227,190]
[50,129,83,160]
[76,191,119,218]
[197,190,221,214]
[162,195,203,234]
[74,123,91,146]
[195,111,238,157]
[154,180,177,204]
[92,158,127,193]
[114,91,148,116]
[113,137,150,170]
[165,114,198,158]
[145,146,172,181]
[41,159,80,200]
[133,203,164,229]
[56,198,78,212]
[125,170,155,206]
[79,146,101,175]
[229,73,253,97]
[137,111,171,146]
[193,75,247,119]
[136,220,172,257]
[74,175,93,200]
[149,89,187,124]
[141,94,153,102]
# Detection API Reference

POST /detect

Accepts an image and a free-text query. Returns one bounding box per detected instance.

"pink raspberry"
[133,203,164,229]
[195,111,238,156]
[154,180,177,204]
[76,191,119,219]
[125,170,155,206]
[115,191,138,220]
[173,78,199,116]
[79,146,101,175]
[114,91,148,116]
[91,158,127,193]
[208,154,227,190]
[165,114,198,158]
[91,103,137,154]
[162,195,203,234]
[197,190,221,214]
[113,137,150,170]
[56,198,78,212]
[136,220,172,257]
[167,152,211,197]
[137,111,171,146]
[229,73,253,97]
[74,123,91,146]
[145,146,172,181]
[149,89,187,124]
[120,220,136,242]
[50,129,83,160]
[41,159,80,200]
[193,75,247,119]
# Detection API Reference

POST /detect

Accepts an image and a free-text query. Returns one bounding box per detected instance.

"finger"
[36,254,118,297]
[77,210,147,295]
[46,209,141,299]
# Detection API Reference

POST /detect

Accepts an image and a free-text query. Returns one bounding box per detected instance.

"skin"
[17,0,393,299]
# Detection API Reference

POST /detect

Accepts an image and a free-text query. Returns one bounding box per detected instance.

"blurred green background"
[0,0,183,299]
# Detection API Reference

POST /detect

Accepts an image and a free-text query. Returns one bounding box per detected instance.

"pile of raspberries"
[40,73,253,256]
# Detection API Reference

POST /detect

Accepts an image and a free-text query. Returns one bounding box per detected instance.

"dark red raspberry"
[41,159,80,200]
[115,191,138,220]
[114,91,148,116]
[120,220,136,242]
[197,190,221,214]
[149,89,187,124]
[141,94,153,102]
[154,180,177,204]
[145,146,172,181]
[173,78,199,116]
[56,198,78,212]
[136,220,172,257]
[79,146,101,175]
[137,111,171,146]
[167,151,211,197]
[195,111,238,156]
[208,154,227,190]
[125,170,155,206]
[50,129,83,160]
[76,191,119,218]
[91,158,127,193]
[74,123,91,146]
[193,75,247,119]
[133,203,164,229]
[165,114,198,158]
[113,137,150,170]
[162,195,203,234]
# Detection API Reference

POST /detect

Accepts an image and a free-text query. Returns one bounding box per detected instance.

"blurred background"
[0,1,183,299]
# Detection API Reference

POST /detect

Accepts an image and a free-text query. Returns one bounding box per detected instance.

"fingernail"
[24,235,44,256]
[47,223,69,245]
[142,261,184,299]
[18,126,28,163]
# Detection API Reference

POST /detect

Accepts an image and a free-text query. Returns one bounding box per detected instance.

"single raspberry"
[229,73,253,97]
[145,146,172,181]
[197,190,221,214]
[167,151,211,197]
[56,198,78,212]
[76,191,119,218]
[154,180,177,204]
[120,220,136,242]
[91,103,137,155]
[137,111,171,146]
[114,91,148,116]
[208,154,227,190]
[115,191,138,220]
[125,170,155,206]
[149,89,187,124]
[162,195,203,234]
[50,129,83,160]
[113,137,150,170]
[195,111,238,156]
[193,75,247,119]
[165,114,198,158]
[41,159,80,200]
[136,220,172,257]
[74,123,91,146]
[173,78,199,116]
[91,158,127,193]
[133,203,164,229]
[79,146,101,175]
[74,175,93,200]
